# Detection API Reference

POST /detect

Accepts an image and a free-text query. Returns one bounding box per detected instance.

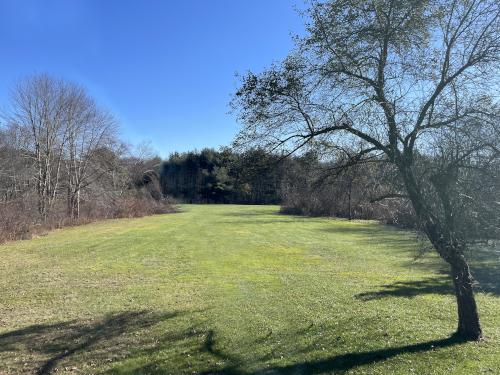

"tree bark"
[452,262,482,340]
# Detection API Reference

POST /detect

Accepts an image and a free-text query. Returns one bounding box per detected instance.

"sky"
[0,0,305,157]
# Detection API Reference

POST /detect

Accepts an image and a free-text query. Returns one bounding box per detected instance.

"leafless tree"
[6,75,118,220]
[63,84,118,218]
[8,75,71,218]
[233,0,500,340]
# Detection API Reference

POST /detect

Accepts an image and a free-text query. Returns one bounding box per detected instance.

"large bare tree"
[63,84,117,219]
[8,75,70,218]
[7,75,118,220]
[233,0,500,340]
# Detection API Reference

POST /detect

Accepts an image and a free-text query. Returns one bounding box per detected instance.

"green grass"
[0,205,499,374]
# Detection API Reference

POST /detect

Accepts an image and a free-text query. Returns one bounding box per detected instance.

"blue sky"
[0,0,305,156]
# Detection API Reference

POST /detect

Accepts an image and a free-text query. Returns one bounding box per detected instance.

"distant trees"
[233,0,500,340]
[280,152,415,225]
[0,74,173,243]
[160,148,284,204]
[159,147,416,225]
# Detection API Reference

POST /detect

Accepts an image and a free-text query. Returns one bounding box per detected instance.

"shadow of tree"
[222,208,281,217]
[196,331,465,375]
[252,334,465,375]
[0,310,183,374]
[355,265,500,300]
[471,264,500,295]
[318,225,420,252]
[355,276,453,301]
[469,245,500,295]
[123,322,466,375]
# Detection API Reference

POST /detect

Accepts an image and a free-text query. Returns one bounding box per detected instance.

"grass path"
[0,205,499,374]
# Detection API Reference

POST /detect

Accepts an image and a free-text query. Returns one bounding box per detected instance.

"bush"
[0,194,177,245]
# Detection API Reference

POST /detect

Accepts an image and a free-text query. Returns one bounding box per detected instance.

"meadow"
[0,205,499,374]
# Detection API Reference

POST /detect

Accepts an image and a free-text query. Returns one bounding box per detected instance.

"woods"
[0,75,172,243]
[160,148,283,204]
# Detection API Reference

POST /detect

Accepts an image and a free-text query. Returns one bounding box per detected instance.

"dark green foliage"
[160,148,284,204]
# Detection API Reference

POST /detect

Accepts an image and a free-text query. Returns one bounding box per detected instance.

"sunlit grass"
[0,205,499,374]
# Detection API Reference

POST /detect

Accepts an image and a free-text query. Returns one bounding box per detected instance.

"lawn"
[0,205,499,374]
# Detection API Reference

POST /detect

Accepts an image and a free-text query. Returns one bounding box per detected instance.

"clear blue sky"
[0,0,305,156]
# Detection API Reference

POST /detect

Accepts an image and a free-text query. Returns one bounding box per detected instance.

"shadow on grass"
[356,275,453,301]
[222,208,281,217]
[469,245,500,295]
[0,310,183,374]
[320,226,500,298]
[319,224,418,249]
[197,332,466,374]
[471,264,500,295]
[252,334,465,375]
[1,311,469,375]
[356,266,500,300]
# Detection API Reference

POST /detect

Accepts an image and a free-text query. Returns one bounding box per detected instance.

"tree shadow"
[123,323,466,375]
[0,310,183,374]
[222,208,280,217]
[355,265,500,301]
[471,264,500,295]
[215,219,301,225]
[185,329,465,374]
[7,311,467,374]
[318,225,419,250]
[355,275,453,301]
[253,334,465,375]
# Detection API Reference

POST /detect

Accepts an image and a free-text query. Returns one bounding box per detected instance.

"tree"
[0,126,32,202]
[6,75,118,220]
[160,148,283,204]
[233,0,500,340]
[63,83,118,218]
[8,75,70,218]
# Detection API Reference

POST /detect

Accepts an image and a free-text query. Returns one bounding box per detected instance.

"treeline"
[160,148,283,204]
[280,155,428,232]
[0,75,173,243]
[159,148,417,227]
[279,152,416,227]
[160,147,498,239]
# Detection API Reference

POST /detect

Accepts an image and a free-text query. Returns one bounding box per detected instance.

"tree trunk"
[397,161,482,341]
[75,189,80,219]
[451,263,482,340]
[347,179,352,220]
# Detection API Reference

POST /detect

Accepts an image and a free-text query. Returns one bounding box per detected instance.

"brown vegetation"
[0,75,175,244]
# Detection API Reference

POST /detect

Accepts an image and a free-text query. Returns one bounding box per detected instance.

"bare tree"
[233,0,500,340]
[6,75,119,220]
[0,126,31,202]
[8,75,71,218]
[63,85,118,219]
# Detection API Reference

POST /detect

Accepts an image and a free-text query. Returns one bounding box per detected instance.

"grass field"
[0,205,499,374]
